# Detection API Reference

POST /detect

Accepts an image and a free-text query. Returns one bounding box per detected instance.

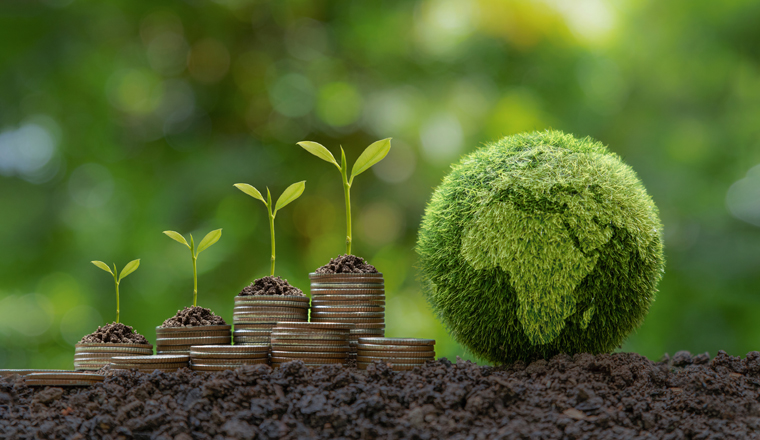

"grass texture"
[416,131,664,364]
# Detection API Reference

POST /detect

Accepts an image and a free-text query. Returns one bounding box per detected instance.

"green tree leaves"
[119,259,141,281]
[274,181,306,213]
[351,138,391,180]
[163,231,189,248]
[196,229,222,255]
[235,181,306,276]
[91,260,113,275]
[296,138,391,254]
[163,229,222,306]
[296,141,340,169]
[233,183,266,204]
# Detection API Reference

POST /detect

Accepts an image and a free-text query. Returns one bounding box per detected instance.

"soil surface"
[315,254,378,274]
[239,276,304,297]
[4,351,760,439]
[161,306,226,328]
[78,322,148,345]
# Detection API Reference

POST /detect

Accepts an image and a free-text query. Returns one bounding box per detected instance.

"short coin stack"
[357,337,436,371]
[190,345,269,371]
[155,325,231,355]
[74,343,153,371]
[233,296,309,346]
[110,354,190,373]
[270,322,351,368]
[25,372,105,387]
[309,273,385,359]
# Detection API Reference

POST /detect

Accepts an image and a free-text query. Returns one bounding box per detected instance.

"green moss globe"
[417,130,664,364]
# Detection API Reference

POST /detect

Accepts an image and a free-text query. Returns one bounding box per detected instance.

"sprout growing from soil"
[234,181,305,276]
[417,130,665,364]
[163,229,222,307]
[91,259,140,324]
[297,138,391,255]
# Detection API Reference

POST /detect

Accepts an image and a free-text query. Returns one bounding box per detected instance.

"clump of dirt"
[239,276,304,296]
[4,351,760,439]
[78,322,148,344]
[316,254,378,274]
[161,306,226,328]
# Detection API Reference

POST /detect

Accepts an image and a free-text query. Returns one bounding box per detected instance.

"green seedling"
[234,181,305,276]
[297,138,391,255]
[91,259,141,324]
[163,229,222,307]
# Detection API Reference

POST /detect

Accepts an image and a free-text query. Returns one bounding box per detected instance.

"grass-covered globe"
[417,130,664,364]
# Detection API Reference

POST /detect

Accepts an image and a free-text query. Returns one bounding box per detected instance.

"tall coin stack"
[309,272,385,360]
[270,322,351,368]
[74,343,153,371]
[190,345,269,371]
[356,337,436,371]
[232,296,309,346]
[155,325,231,355]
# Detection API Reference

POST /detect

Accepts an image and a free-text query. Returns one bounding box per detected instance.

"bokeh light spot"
[420,112,463,165]
[358,202,405,247]
[67,163,114,208]
[317,82,363,128]
[373,140,417,184]
[268,73,315,118]
[60,305,103,346]
[106,69,164,115]
[188,38,231,83]
[0,293,54,337]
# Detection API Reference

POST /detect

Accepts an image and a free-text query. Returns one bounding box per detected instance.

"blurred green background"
[1,0,759,369]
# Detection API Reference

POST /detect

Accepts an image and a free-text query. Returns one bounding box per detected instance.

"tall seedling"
[91,259,140,324]
[163,229,222,307]
[297,139,391,254]
[234,181,305,276]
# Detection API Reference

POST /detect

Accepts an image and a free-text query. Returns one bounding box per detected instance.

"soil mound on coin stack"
[161,306,226,328]
[4,351,760,439]
[239,276,304,296]
[316,254,378,274]
[78,323,148,344]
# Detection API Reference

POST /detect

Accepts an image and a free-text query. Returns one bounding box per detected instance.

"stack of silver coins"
[309,273,385,360]
[155,325,231,355]
[110,354,190,373]
[189,345,269,371]
[74,342,153,371]
[232,296,309,346]
[270,322,352,368]
[356,337,436,371]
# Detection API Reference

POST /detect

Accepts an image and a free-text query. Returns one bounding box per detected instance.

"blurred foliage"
[0,0,759,369]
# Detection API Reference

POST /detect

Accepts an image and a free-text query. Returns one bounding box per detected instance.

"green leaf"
[119,259,140,281]
[340,146,347,174]
[234,183,267,205]
[163,230,189,248]
[350,138,391,179]
[196,229,222,255]
[297,141,340,169]
[274,181,306,213]
[91,261,113,275]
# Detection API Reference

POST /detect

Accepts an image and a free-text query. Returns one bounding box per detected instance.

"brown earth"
[3,351,760,439]
[315,254,378,274]
[161,306,226,328]
[239,276,305,297]
[78,322,148,345]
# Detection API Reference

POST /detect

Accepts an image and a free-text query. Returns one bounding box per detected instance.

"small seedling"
[91,259,140,324]
[163,229,222,307]
[297,139,391,255]
[234,181,305,276]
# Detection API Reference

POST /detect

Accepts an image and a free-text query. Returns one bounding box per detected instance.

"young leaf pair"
[163,229,223,307]
[234,181,305,276]
[91,259,140,324]
[297,138,391,255]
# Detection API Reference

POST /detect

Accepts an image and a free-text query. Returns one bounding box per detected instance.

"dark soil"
[4,351,760,439]
[78,322,148,345]
[315,254,378,274]
[161,306,226,328]
[239,276,304,297]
